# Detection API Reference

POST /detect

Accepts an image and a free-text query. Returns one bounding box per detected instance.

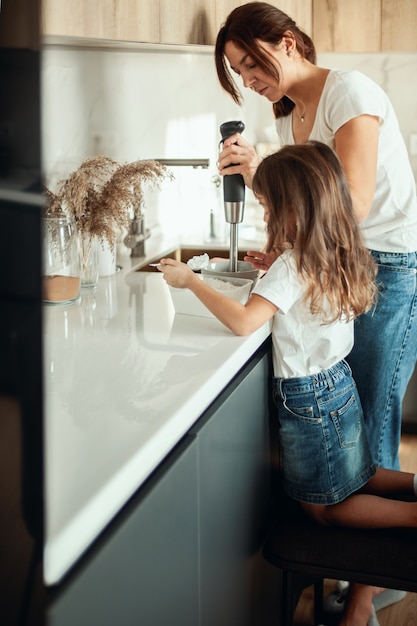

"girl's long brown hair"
[252,142,378,323]
[215,2,316,118]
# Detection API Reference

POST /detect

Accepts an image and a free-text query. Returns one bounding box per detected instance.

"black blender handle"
[220,120,245,140]
[219,121,245,204]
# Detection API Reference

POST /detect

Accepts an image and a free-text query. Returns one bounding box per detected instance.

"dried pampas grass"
[43,156,174,247]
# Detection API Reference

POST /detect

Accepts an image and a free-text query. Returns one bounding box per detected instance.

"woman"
[215,1,417,477]
[214,4,417,621]
[158,142,417,626]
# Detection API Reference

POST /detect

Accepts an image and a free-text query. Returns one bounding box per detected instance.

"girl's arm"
[334,114,379,222]
[158,259,277,336]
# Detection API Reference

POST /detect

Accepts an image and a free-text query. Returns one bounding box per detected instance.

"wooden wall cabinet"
[41,0,159,42]
[313,0,381,53]
[113,0,159,43]
[42,0,212,44]
[18,0,417,51]
[159,0,214,45]
[381,0,417,51]
[212,0,313,44]
[40,0,313,46]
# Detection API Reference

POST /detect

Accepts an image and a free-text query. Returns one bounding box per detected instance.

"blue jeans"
[347,250,417,470]
[272,360,375,505]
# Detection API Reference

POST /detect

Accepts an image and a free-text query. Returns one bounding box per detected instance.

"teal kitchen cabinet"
[47,433,200,626]
[190,341,272,626]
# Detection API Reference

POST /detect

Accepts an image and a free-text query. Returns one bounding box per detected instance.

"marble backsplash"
[41,42,417,244]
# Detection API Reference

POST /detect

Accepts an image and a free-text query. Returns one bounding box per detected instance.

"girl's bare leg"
[302,492,417,527]
[359,467,414,496]
[301,468,417,528]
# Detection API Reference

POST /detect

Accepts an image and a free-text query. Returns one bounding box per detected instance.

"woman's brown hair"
[252,142,378,322]
[215,2,316,119]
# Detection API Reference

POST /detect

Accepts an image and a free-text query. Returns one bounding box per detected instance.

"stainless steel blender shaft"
[229,223,239,272]
[224,202,245,271]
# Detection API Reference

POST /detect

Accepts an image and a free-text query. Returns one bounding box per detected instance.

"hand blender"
[219,121,246,272]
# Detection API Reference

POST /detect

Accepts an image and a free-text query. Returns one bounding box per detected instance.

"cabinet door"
[41,0,313,45]
[382,0,417,51]
[190,344,273,626]
[213,1,312,44]
[160,0,214,45]
[42,0,115,39]
[47,434,199,626]
[313,0,380,52]
[114,0,159,43]
[266,0,312,35]
[41,0,160,42]
[214,0,247,35]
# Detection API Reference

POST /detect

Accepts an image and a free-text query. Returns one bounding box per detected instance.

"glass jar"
[42,213,81,304]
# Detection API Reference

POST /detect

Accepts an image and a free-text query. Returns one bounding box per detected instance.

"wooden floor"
[292,433,417,626]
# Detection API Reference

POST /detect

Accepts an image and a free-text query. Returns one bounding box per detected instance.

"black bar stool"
[263,489,417,625]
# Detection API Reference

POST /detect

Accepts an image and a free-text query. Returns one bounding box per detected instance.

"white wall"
[41,42,269,243]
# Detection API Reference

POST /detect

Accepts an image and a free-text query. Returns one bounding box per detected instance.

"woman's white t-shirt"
[275,69,417,253]
[252,249,353,379]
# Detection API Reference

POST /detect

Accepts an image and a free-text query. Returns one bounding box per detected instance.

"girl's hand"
[244,250,279,271]
[157,258,195,288]
[218,132,259,189]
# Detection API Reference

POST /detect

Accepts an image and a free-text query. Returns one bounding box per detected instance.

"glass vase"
[98,237,116,276]
[79,235,99,289]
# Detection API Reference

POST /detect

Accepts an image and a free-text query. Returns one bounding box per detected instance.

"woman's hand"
[218,132,259,189]
[244,250,279,271]
[157,258,196,288]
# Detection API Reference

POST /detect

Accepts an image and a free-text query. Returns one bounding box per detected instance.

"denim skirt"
[272,360,376,505]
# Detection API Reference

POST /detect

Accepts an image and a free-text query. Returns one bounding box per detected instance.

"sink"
[135,246,247,272]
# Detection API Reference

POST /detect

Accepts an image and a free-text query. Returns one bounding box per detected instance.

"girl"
[158,142,417,626]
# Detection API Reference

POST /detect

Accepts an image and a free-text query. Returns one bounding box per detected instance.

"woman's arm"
[334,114,379,222]
[158,259,277,336]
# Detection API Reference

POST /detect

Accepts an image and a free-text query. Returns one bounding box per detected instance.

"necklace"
[295,105,306,123]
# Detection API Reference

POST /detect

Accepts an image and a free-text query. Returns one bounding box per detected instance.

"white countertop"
[43,235,270,585]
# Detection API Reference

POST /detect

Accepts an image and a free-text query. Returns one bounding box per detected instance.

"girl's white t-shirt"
[275,69,417,253]
[252,249,353,379]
